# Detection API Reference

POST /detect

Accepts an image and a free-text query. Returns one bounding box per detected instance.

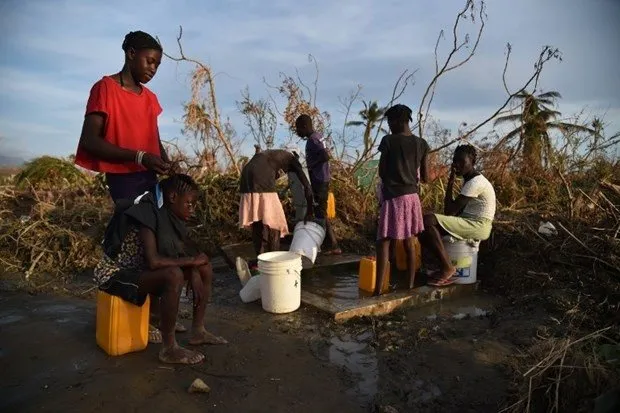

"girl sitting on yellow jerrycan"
[95,174,227,365]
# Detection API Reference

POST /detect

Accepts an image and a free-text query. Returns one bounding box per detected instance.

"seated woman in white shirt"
[420,145,496,287]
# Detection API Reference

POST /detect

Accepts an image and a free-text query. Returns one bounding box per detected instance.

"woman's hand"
[142,153,170,174]
[448,165,456,183]
[303,188,314,224]
[192,253,210,267]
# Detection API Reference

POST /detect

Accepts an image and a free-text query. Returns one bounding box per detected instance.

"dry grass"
[0,185,109,279]
[501,328,619,413]
[0,153,618,412]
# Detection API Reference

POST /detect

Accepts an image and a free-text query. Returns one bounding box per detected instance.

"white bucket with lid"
[443,236,480,285]
[258,251,303,314]
[289,221,326,265]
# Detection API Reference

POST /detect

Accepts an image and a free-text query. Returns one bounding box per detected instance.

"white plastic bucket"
[239,275,262,303]
[443,237,480,285]
[289,221,326,264]
[258,251,303,314]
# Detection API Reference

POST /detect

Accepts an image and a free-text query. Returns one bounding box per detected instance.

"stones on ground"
[188,378,210,394]
[376,405,399,413]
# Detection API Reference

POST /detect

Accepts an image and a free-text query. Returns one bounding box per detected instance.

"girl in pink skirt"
[375,104,429,296]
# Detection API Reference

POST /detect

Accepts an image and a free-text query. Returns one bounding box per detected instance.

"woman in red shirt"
[75,30,171,202]
[76,31,177,344]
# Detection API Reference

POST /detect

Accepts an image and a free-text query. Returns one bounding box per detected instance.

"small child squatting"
[95,174,226,365]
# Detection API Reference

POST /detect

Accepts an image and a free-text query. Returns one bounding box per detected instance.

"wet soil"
[0,262,553,413]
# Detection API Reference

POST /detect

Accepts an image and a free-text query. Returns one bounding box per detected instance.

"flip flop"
[428,277,456,287]
[149,325,163,344]
[150,323,186,344]
[322,248,342,256]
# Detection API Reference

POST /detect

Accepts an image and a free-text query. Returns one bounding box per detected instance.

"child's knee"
[198,263,213,282]
[164,267,185,291]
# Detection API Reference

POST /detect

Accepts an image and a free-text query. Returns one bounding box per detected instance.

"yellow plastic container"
[327,192,336,219]
[358,257,390,294]
[395,238,422,272]
[96,291,150,356]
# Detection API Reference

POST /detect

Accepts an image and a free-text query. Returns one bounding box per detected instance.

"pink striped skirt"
[377,193,424,240]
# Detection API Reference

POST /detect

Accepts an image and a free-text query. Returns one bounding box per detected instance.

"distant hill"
[0,155,25,167]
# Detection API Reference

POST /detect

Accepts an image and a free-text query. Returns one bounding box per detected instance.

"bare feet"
[175,322,187,333]
[158,344,204,365]
[189,328,228,345]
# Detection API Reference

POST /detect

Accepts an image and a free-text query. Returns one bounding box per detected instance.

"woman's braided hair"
[122,30,162,52]
[160,174,198,197]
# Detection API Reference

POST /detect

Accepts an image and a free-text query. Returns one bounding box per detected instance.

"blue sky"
[1,0,619,160]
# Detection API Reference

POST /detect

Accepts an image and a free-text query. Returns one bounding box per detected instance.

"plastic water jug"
[96,291,150,356]
[358,257,390,294]
[394,238,422,272]
[327,192,336,219]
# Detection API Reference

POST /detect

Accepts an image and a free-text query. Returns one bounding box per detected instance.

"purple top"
[305,131,330,184]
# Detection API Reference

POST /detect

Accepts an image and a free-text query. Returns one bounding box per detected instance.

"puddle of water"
[304,270,366,302]
[408,295,500,321]
[302,268,415,307]
[0,314,25,326]
[327,331,378,405]
[38,304,79,314]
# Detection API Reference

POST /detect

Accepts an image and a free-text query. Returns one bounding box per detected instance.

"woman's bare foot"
[189,328,228,345]
[158,344,204,365]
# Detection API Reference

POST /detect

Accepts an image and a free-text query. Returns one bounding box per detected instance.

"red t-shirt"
[75,76,162,174]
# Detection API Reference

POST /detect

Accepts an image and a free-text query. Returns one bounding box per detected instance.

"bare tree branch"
[430,44,561,154]
[336,85,363,161]
[309,54,319,108]
[159,26,240,174]
[295,67,313,104]
[418,0,487,139]
[350,69,416,173]
[502,43,513,95]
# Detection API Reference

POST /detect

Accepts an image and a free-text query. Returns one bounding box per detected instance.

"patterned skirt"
[377,193,424,240]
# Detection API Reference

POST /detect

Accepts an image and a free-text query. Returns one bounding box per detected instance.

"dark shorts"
[99,270,150,306]
[312,181,329,220]
[106,171,158,203]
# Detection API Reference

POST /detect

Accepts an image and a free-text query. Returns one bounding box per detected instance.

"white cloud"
[0,0,619,158]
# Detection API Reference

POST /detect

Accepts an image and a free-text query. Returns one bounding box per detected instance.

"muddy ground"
[1,260,561,413]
